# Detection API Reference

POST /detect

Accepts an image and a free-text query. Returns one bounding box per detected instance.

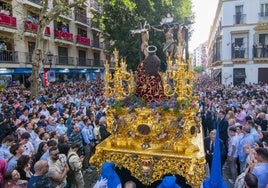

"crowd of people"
[0,74,266,187]
[0,80,112,188]
[198,75,268,188]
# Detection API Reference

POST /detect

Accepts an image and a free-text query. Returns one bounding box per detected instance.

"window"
[260,3,268,16]
[235,5,243,24]
[58,47,68,65]
[78,28,87,37]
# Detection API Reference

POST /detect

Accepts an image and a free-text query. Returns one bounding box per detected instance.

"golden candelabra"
[91,48,206,187]
[104,48,135,101]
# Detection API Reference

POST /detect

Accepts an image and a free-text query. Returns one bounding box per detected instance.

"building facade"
[0,0,106,86]
[207,0,268,86]
[192,42,208,68]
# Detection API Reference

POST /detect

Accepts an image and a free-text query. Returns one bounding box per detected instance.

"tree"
[29,0,85,97]
[97,0,193,70]
[193,65,203,73]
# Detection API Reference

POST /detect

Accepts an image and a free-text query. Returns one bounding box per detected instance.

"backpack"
[66,153,76,184]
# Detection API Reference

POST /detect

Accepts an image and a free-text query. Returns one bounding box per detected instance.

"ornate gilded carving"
[91,49,206,187]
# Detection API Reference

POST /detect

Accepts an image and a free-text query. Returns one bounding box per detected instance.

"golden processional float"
[90,30,206,187]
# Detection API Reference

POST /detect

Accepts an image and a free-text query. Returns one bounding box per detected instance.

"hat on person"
[99,162,121,188]
[157,176,181,188]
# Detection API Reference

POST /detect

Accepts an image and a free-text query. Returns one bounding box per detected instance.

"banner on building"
[43,68,50,87]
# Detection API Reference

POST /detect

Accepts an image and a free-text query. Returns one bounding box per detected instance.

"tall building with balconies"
[207,0,268,85]
[192,42,208,68]
[0,0,106,85]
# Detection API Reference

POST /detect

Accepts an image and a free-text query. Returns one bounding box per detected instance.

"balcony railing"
[90,0,102,12]
[24,21,51,36]
[74,12,90,25]
[76,35,90,46]
[54,55,75,66]
[231,47,248,59]
[93,59,104,67]
[92,39,103,49]
[0,13,17,28]
[91,22,100,29]
[233,14,246,24]
[77,58,93,66]
[0,50,18,62]
[54,30,73,41]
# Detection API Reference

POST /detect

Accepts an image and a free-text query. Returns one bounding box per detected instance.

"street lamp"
[47,51,53,69]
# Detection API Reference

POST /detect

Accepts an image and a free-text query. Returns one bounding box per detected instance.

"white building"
[207,0,268,85]
[192,43,208,68]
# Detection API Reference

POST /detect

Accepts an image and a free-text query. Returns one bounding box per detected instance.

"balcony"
[93,59,104,67]
[54,30,73,42]
[0,50,18,63]
[231,47,249,63]
[259,12,268,22]
[90,0,102,12]
[77,58,93,66]
[76,35,90,46]
[91,22,101,30]
[54,55,75,66]
[74,12,90,26]
[253,44,268,63]
[24,21,51,36]
[92,39,103,49]
[0,13,16,28]
[233,14,246,24]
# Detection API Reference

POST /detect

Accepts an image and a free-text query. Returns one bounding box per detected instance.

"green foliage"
[97,0,193,71]
[193,65,203,73]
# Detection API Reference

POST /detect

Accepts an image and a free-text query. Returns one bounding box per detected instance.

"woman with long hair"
[4,169,27,188]
[15,155,32,181]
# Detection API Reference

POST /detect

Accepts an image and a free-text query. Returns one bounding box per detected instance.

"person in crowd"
[66,142,84,188]
[227,126,239,184]
[0,159,7,187]
[20,132,35,157]
[215,110,229,157]
[157,175,181,188]
[36,115,47,128]
[204,129,226,172]
[4,169,27,188]
[55,118,67,136]
[236,105,247,126]
[81,116,95,172]
[124,180,136,188]
[16,155,32,181]
[27,160,54,188]
[237,125,255,173]
[0,135,16,161]
[69,124,84,156]
[98,117,111,142]
[7,143,25,172]
[96,162,121,188]
[40,140,57,161]
[244,172,258,188]
[46,146,69,188]
[252,147,268,188]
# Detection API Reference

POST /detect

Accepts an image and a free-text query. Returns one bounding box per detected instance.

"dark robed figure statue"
[135,46,165,102]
